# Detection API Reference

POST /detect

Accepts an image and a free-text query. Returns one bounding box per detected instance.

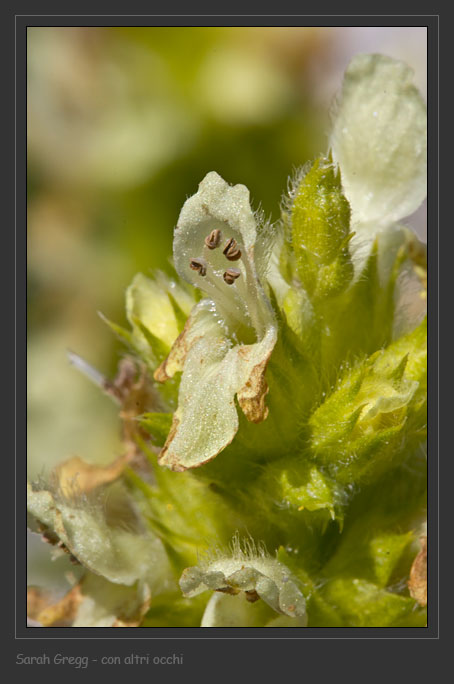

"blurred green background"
[27,26,427,589]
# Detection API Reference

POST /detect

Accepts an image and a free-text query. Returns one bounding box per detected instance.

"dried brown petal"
[408,535,427,607]
[35,585,83,627]
[55,454,131,498]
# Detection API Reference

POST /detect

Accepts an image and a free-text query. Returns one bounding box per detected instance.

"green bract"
[27,53,427,628]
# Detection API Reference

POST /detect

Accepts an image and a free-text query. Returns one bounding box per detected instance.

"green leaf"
[255,457,346,525]
[98,311,135,349]
[131,316,170,364]
[167,291,188,332]
[310,578,425,627]
[139,412,173,446]
[320,457,426,587]
[125,448,244,572]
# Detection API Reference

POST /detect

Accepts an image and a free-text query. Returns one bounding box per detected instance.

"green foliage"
[139,413,173,446]
[309,318,426,484]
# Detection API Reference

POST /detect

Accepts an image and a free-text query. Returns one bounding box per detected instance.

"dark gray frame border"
[13,12,440,669]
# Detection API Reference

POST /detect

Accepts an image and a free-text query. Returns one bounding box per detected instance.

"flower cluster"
[27,54,427,628]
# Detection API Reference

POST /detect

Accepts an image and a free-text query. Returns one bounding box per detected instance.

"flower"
[329,54,427,270]
[27,478,175,626]
[179,536,307,627]
[154,171,277,471]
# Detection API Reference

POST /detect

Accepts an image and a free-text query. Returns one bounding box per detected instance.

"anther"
[204,229,222,250]
[223,268,241,285]
[223,237,242,261]
[189,258,207,276]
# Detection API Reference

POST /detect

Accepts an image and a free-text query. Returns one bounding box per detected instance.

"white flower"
[27,480,174,626]
[154,172,277,471]
[329,54,427,267]
[27,482,172,589]
[179,538,307,627]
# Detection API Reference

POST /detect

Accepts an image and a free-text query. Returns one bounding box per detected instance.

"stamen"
[205,229,222,249]
[223,268,241,285]
[189,258,207,276]
[223,237,242,261]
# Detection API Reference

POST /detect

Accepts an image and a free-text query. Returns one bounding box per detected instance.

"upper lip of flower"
[172,175,274,345]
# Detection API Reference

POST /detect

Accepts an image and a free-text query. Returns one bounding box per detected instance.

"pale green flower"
[27,480,174,626]
[154,171,278,471]
[179,538,307,627]
[329,54,427,271]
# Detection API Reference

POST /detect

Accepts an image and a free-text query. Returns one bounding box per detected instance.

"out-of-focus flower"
[329,54,427,270]
[27,478,174,626]
[27,27,198,188]
[196,47,292,125]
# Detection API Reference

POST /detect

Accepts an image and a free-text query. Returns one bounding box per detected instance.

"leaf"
[309,318,426,485]
[311,578,425,627]
[167,291,188,332]
[318,458,426,592]
[131,315,170,364]
[254,457,346,525]
[126,272,193,350]
[139,412,173,447]
[98,311,135,348]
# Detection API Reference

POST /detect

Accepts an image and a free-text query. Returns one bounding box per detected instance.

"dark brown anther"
[223,268,241,285]
[216,586,240,596]
[223,237,242,261]
[189,258,207,276]
[245,590,260,603]
[204,229,222,249]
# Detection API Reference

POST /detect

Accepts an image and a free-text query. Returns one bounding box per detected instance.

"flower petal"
[408,535,427,607]
[175,171,258,282]
[54,454,131,498]
[155,300,276,471]
[330,54,426,229]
